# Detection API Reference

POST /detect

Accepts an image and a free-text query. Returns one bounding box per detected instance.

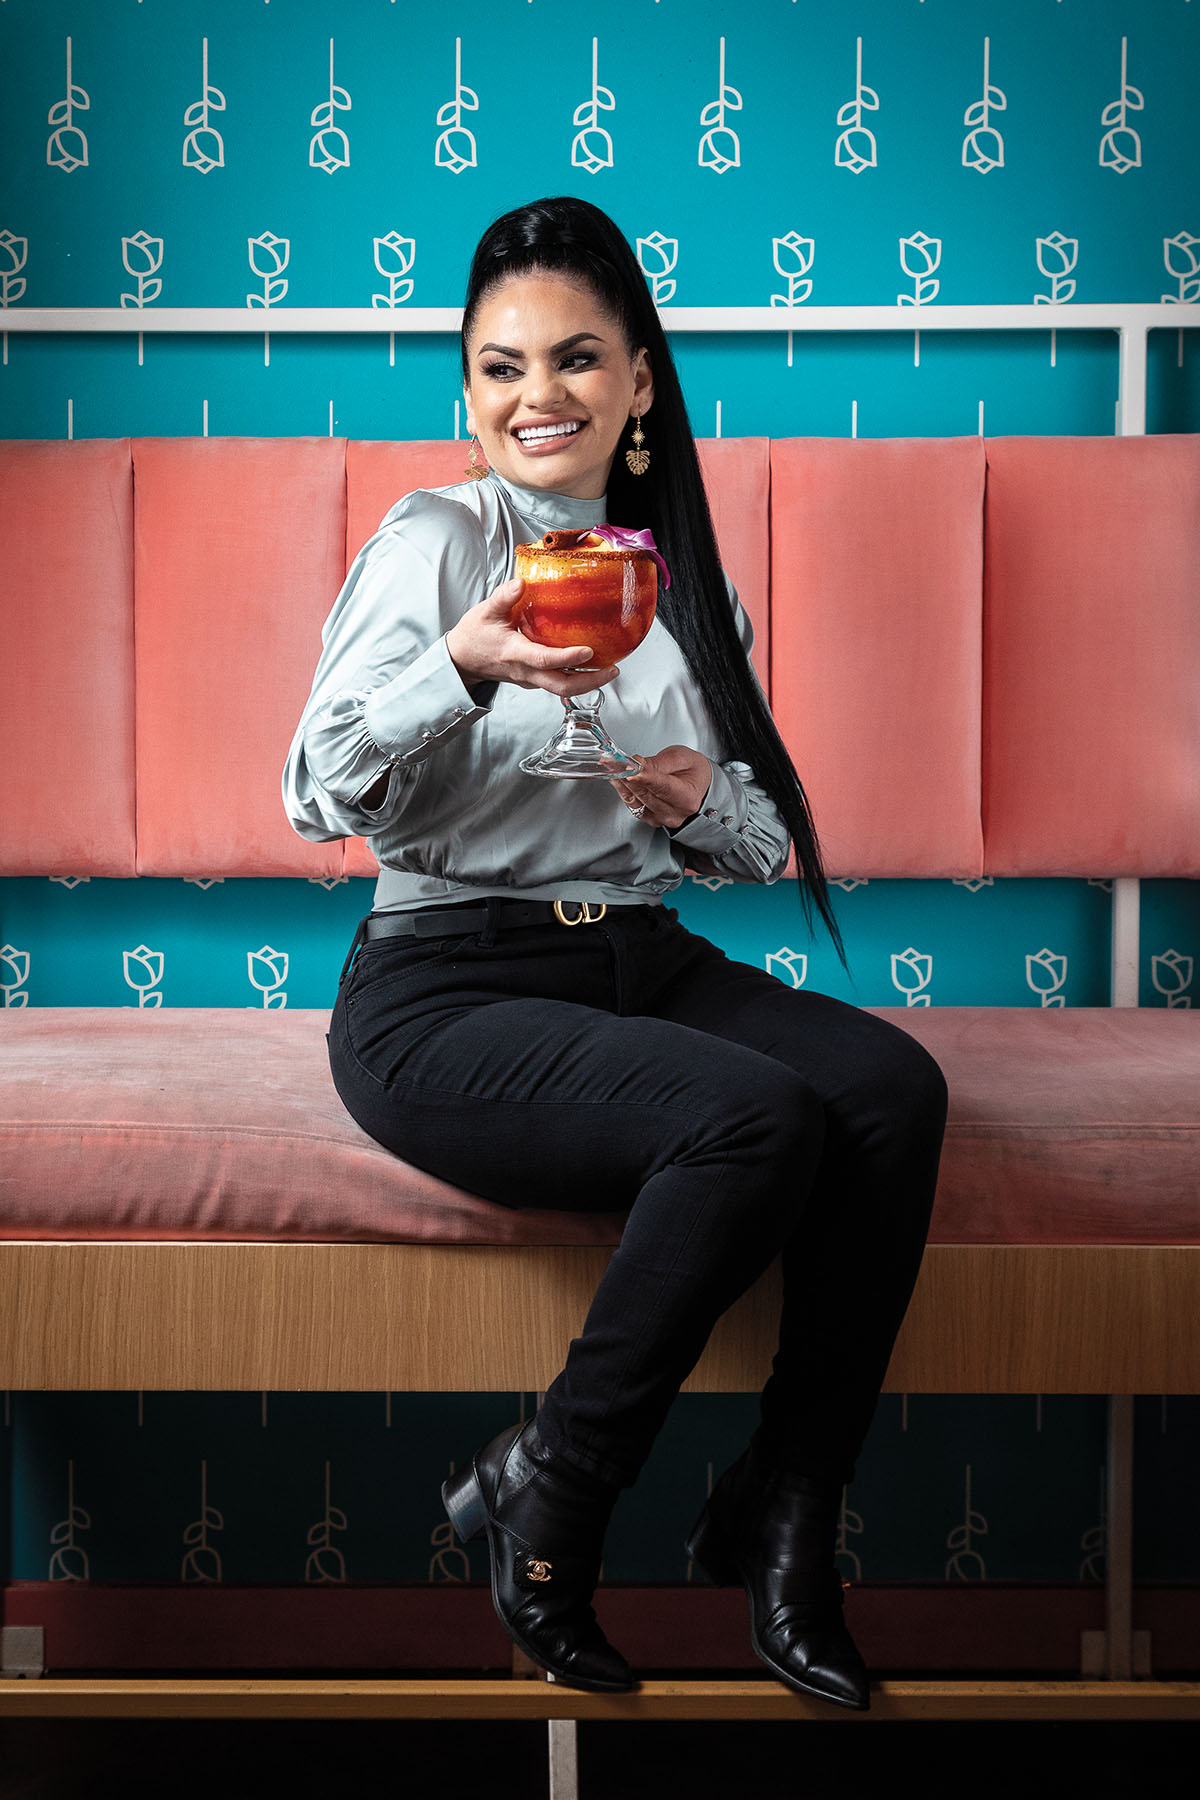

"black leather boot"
[685,1443,870,1710]
[443,1419,636,1693]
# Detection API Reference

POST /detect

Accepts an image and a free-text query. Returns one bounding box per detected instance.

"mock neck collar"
[485,467,608,534]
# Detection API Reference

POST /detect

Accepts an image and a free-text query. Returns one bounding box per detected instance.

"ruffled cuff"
[668,761,749,853]
[363,636,496,766]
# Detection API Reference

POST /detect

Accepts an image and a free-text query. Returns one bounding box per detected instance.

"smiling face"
[463,271,653,500]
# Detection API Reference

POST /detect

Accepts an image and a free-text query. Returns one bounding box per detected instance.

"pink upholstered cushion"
[132,438,347,879]
[769,438,986,879]
[1,439,136,877]
[2,1008,1196,1247]
[344,443,771,676]
[0,1010,622,1247]
[890,1005,1200,1244]
[345,440,479,575]
[983,435,1200,876]
[694,439,771,693]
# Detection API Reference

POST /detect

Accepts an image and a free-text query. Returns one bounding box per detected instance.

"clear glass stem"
[518,687,643,779]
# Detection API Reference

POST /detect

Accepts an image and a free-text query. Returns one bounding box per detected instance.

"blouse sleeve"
[668,578,792,885]
[282,490,499,843]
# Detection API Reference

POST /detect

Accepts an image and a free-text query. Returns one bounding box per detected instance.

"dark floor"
[0,1711,1197,1799]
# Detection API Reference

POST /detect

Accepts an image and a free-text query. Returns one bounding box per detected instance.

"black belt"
[364,899,622,940]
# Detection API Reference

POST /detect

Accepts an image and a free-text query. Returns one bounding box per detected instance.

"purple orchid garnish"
[540,525,671,588]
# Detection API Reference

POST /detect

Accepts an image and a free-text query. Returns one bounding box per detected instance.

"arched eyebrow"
[476,332,607,358]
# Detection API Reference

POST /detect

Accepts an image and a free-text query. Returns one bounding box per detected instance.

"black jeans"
[327,902,948,1491]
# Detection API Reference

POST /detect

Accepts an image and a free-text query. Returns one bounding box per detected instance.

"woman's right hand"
[445,579,618,698]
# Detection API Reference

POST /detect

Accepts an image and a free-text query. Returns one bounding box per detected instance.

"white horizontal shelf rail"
[8,299,1194,449]
[5,302,1199,334]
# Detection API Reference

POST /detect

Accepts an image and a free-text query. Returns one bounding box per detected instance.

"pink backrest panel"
[340,438,771,879]
[133,438,347,878]
[345,440,481,571]
[695,439,771,692]
[1,439,136,877]
[345,443,769,660]
[983,435,1200,876]
[770,437,986,879]
[9,433,1195,886]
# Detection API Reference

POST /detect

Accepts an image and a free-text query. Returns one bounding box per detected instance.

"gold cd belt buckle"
[552,900,608,927]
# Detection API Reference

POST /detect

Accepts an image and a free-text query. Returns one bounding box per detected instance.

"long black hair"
[461,195,849,974]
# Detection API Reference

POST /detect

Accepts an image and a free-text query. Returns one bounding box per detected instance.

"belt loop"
[338,915,370,989]
[479,896,502,949]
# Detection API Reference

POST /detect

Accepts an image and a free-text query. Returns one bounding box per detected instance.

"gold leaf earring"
[465,434,488,480]
[625,412,649,476]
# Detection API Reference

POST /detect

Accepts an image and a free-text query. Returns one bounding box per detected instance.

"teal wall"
[5,0,1200,310]
[2,0,1198,1602]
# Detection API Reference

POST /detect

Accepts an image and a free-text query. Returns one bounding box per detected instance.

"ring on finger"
[628,801,648,818]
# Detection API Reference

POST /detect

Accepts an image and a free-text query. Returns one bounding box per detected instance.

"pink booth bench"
[2,433,1199,1719]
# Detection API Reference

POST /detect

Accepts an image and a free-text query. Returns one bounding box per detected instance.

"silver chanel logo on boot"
[525,1559,552,1582]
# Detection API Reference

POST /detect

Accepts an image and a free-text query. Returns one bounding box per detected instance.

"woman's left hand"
[611,745,713,830]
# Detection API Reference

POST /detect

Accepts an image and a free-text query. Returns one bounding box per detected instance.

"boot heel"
[442,1463,488,1543]
[685,1506,741,1587]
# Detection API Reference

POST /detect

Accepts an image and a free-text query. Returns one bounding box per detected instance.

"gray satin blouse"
[282,467,789,910]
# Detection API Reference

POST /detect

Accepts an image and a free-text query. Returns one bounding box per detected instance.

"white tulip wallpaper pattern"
[1,0,1198,1602]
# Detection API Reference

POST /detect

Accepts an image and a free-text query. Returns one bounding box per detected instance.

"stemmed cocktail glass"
[511,528,664,779]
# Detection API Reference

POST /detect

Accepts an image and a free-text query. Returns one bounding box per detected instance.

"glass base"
[519,692,642,780]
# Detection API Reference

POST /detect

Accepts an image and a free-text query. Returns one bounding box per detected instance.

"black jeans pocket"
[344,934,472,1006]
[335,935,477,1087]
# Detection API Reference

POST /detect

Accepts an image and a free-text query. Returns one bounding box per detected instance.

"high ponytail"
[462,197,849,975]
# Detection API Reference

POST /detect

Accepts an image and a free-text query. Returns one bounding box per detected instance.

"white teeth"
[516,421,582,443]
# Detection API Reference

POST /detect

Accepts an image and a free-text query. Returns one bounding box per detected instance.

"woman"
[283,196,948,1711]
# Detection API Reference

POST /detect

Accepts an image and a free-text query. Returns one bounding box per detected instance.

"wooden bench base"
[5,1241,1200,1391]
[1,1677,1199,1721]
